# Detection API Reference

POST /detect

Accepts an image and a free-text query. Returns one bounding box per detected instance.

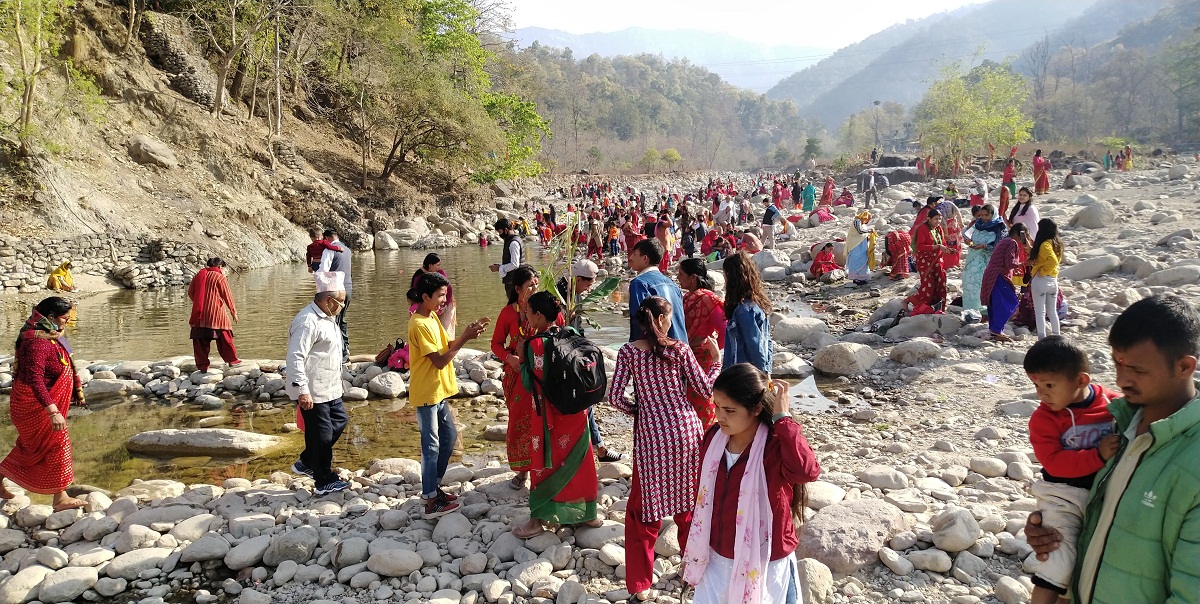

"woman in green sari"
[512,292,602,538]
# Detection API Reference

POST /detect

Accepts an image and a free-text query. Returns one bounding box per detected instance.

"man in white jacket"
[285,271,349,495]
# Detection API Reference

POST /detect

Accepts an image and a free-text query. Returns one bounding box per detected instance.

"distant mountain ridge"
[764,0,1191,132]
[511,26,833,93]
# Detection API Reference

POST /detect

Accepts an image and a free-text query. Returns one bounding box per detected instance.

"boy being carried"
[1023,336,1121,604]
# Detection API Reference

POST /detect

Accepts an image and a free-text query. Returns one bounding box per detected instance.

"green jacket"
[1072,394,1200,604]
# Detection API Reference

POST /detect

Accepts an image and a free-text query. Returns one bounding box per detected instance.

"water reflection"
[1,245,630,361]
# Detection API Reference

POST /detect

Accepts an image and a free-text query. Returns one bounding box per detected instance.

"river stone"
[886,313,963,339]
[367,372,407,398]
[812,342,878,376]
[460,552,488,575]
[573,521,625,549]
[114,480,187,502]
[36,547,69,569]
[0,565,55,604]
[1059,254,1121,281]
[118,504,199,530]
[127,134,178,168]
[797,558,834,604]
[224,535,272,570]
[169,514,218,542]
[797,499,912,574]
[367,549,424,577]
[368,458,421,482]
[995,575,1032,604]
[105,547,172,580]
[115,524,161,553]
[878,547,914,575]
[431,512,472,544]
[93,577,126,597]
[931,508,982,552]
[905,548,952,572]
[969,457,1009,478]
[0,529,26,553]
[263,525,319,566]
[509,558,553,587]
[332,537,369,569]
[806,481,847,510]
[44,508,83,531]
[888,338,941,364]
[38,566,98,603]
[856,465,909,490]
[482,425,507,441]
[1144,266,1200,286]
[16,504,53,528]
[180,534,230,562]
[66,545,114,567]
[239,588,271,604]
[1168,164,1190,179]
[1069,201,1116,229]
[753,249,790,270]
[126,429,283,457]
[774,317,828,344]
[82,379,143,401]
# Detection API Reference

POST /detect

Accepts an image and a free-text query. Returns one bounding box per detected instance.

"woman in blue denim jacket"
[721,252,774,373]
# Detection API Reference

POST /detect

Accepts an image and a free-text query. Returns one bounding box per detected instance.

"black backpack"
[524,326,607,415]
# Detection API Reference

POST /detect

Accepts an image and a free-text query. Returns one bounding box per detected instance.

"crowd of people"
[6,157,1199,603]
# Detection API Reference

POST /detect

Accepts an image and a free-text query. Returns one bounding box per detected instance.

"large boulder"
[888,338,941,364]
[0,565,55,604]
[38,567,99,604]
[1069,201,1116,229]
[373,232,398,250]
[1168,164,1190,180]
[1059,255,1121,281]
[796,499,912,574]
[127,135,178,168]
[812,343,878,376]
[774,317,829,344]
[885,314,962,339]
[82,379,144,402]
[125,429,282,457]
[1144,266,1200,287]
[752,249,791,271]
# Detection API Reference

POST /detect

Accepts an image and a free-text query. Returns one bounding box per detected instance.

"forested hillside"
[507,44,815,172]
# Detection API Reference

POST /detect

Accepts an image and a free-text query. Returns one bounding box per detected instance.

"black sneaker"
[315,480,350,495]
[291,460,314,477]
[424,497,460,519]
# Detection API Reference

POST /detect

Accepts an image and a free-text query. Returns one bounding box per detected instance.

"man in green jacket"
[1026,295,1200,603]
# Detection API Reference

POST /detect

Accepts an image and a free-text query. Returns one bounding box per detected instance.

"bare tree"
[192,0,280,118]
[1021,33,1052,102]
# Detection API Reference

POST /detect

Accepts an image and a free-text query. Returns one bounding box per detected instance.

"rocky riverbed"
[0,159,1198,604]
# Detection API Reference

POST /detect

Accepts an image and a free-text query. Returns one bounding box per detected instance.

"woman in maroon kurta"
[907,211,951,311]
[682,363,821,603]
[1,297,88,511]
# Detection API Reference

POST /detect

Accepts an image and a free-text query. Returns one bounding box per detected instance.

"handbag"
[375,338,404,366]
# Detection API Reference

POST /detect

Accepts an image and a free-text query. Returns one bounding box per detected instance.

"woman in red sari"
[819,176,836,206]
[907,211,952,312]
[676,259,725,428]
[1032,149,1051,195]
[1,297,87,511]
[513,292,602,538]
[884,230,912,279]
[491,265,544,489]
[809,243,841,278]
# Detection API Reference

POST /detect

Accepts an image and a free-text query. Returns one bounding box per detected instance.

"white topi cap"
[314,271,345,293]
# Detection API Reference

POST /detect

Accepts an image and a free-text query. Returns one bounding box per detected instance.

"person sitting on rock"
[1023,336,1120,604]
[45,261,76,292]
[809,243,840,278]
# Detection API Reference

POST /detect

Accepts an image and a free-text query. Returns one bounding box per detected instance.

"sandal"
[990,332,1013,342]
[509,472,527,489]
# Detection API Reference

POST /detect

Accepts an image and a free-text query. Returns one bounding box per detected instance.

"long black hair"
[503,264,538,305]
[678,258,714,291]
[1008,187,1035,222]
[421,253,441,270]
[713,363,807,522]
[1028,218,1062,263]
[527,291,562,324]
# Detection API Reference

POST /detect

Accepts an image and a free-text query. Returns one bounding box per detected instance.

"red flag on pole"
[988,143,995,152]
[1010,146,1018,158]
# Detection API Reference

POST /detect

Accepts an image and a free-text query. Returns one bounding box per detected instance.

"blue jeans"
[587,407,603,448]
[299,398,348,486]
[416,401,457,499]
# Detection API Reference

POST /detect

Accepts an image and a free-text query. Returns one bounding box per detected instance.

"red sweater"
[1029,384,1120,489]
[683,418,822,560]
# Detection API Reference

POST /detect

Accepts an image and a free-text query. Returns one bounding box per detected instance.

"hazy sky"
[509,0,989,49]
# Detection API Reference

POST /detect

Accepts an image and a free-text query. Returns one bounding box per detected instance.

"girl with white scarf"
[683,363,822,603]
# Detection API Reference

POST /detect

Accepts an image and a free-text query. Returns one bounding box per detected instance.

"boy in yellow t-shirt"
[407,271,489,519]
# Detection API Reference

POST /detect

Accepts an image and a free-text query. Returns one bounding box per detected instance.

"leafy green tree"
[661,147,681,171]
[474,91,552,183]
[2,0,78,156]
[803,137,822,159]
[914,62,1031,173]
[640,147,660,172]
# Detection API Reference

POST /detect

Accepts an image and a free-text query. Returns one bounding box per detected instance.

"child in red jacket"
[1024,336,1122,604]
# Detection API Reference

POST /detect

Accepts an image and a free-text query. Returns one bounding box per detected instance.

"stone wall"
[139,12,221,109]
[0,234,207,293]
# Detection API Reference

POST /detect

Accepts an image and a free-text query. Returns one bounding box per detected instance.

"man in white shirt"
[286,271,350,495]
